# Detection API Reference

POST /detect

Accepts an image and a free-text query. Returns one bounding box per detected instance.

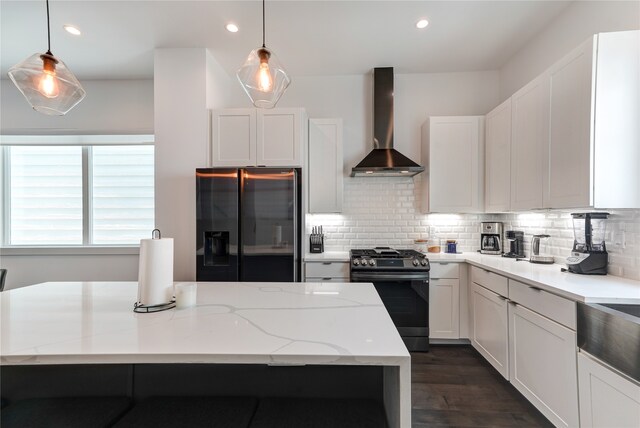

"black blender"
[565,213,609,275]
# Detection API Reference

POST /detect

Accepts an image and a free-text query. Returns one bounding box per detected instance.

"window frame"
[0,135,154,251]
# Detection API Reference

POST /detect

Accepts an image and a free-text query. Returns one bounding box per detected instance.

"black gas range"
[350,247,430,352]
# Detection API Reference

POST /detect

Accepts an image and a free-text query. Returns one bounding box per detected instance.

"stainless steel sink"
[577,302,640,382]
[599,303,640,318]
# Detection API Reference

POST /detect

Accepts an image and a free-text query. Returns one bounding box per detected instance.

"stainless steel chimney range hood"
[351,67,425,177]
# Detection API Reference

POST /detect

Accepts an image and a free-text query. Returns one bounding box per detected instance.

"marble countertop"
[0,281,409,366]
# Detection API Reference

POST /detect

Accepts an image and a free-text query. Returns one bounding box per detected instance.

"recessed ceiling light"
[63,25,81,36]
[226,23,239,33]
[416,19,429,29]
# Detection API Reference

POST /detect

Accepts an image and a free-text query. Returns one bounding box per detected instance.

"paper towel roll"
[273,225,282,246]
[137,237,174,306]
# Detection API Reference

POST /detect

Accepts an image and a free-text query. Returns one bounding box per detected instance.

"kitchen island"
[0,281,411,428]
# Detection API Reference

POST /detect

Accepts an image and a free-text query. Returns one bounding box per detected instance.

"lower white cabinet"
[578,352,640,428]
[429,278,460,339]
[508,303,579,428]
[470,282,509,379]
[304,261,349,282]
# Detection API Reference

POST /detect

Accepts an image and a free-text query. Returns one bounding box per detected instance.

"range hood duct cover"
[351,67,425,177]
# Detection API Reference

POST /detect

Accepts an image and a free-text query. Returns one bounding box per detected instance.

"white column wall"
[153,48,210,281]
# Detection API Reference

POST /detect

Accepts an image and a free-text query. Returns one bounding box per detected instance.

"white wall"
[154,49,210,281]
[0,79,153,134]
[499,0,640,100]
[0,79,153,289]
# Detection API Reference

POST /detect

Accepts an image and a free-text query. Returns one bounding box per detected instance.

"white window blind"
[91,146,155,244]
[3,137,155,247]
[9,146,83,245]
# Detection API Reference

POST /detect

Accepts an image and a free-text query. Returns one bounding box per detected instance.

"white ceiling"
[0,1,572,80]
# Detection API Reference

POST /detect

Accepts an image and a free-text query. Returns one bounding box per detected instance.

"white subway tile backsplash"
[307,176,640,281]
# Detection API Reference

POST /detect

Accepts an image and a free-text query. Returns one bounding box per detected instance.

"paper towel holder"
[134,229,176,313]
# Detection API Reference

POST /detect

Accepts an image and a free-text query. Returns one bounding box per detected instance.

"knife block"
[309,234,324,253]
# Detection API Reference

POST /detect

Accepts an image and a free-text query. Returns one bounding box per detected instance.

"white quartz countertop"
[306,250,640,303]
[304,252,350,262]
[460,253,640,304]
[0,281,409,366]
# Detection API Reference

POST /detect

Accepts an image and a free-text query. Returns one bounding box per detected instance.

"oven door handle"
[350,272,429,281]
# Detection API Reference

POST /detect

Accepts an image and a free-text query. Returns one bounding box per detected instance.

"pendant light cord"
[262,0,266,48]
[45,0,52,55]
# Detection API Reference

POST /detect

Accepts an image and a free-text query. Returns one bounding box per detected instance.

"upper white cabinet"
[422,116,485,213]
[211,108,306,167]
[545,30,640,209]
[510,73,549,211]
[211,109,256,167]
[484,98,512,213]
[308,119,343,213]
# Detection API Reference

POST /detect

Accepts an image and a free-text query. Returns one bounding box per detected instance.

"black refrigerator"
[196,168,301,282]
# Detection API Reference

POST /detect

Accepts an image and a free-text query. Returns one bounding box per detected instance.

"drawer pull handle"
[440,263,449,265]
[322,277,332,280]
[322,262,332,265]
[528,286,543,292]
[430,278,440,281]
[497,295,508,301]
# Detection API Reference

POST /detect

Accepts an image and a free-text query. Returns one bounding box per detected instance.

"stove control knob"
[412,259,419,266]
[369,259,376,266]
[420,260,428,266]
[353,259,360,266]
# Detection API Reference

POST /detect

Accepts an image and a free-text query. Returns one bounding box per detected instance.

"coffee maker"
[502,230,525,258]
[566,212,609,275]
[480,222,503,255]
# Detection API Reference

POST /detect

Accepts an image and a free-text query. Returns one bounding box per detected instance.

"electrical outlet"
[612,230,627,249]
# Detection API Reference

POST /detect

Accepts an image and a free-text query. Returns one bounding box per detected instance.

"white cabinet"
[470,282,509,379]
[545,30,640,209]
[211,109,256,166]
[510,73,548,211]
[429,263,460,340]
[211,108,306,167]
[485,98,511,212]
[421,116,485,213]
[304,261,349,282]
[508,303,579,428]
[578,351,640,428]
[308,119,343,213]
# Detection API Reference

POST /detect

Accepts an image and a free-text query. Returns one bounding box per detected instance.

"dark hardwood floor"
[411,346,554,428]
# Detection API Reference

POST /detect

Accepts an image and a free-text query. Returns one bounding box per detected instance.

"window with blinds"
[91,146,155,244]
[9,146,83,245]
[2,137,155,246]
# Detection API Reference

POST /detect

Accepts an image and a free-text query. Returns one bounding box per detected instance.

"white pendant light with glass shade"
[236,0,291,108]
[7,0,86,116]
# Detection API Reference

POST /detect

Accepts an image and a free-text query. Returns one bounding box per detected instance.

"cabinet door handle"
[528,286,543,292]
[322,277,332,281]
[322,262,332,265]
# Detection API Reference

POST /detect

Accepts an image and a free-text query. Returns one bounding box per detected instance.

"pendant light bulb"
[38,71,59,98]
[37,54,60,98]
[257,49,273,92]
